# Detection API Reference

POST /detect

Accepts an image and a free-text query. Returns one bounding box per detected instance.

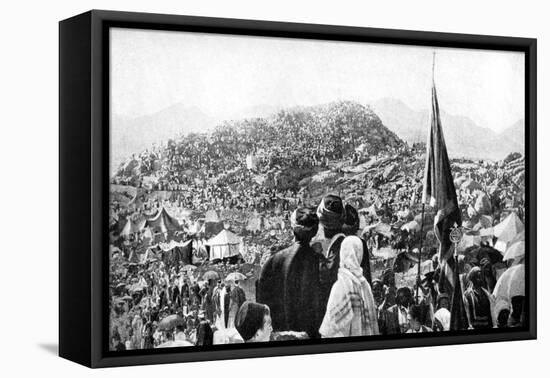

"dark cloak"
[257,242,321,338]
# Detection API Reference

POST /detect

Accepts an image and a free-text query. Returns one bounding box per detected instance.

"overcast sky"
[110,27,525,132]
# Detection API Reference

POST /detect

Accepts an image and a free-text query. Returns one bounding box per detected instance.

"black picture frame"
[59,9,537,368]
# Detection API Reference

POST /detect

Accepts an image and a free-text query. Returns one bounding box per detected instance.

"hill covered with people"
[112,100,405,191]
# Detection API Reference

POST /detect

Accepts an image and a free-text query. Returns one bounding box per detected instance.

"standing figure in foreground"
[257,207,322,337]
[319,236,379,337]
[312,194,346,313]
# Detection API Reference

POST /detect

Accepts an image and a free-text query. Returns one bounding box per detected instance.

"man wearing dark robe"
[257,207,321,338]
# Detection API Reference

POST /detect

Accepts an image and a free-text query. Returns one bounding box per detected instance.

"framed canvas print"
[59,10,536,368]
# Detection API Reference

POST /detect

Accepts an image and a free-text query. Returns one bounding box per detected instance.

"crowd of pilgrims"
[110,193,525,351]
[112,102,403,194]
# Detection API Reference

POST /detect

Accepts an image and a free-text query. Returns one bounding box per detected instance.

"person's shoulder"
[267,244,298,264]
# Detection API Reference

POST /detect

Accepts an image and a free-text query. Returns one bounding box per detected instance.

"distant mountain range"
[372,98,524,161]
[111,98,525,172]
[111,104,218,172]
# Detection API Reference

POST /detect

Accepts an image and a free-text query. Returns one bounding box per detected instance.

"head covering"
[343,204,360,235]
[319,235,379,337]
[339,236,364,279]
[467,266,482,283]
[317,195,345,231]
[434,307,451,331]
[290,207,319,243]
[235,301,269,341]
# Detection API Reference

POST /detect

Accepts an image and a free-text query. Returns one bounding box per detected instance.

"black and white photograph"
[1,0,547,375]
[107,27,528,351]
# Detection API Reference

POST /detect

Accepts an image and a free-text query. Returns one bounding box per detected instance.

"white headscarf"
[320,236,379,337]
[339,236,365,280]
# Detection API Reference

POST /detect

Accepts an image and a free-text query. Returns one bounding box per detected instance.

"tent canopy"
[121,218,146,237]
[206,229,242,260]
[207,229,241,246]
[146,207,182,237]
[494,212,524,243]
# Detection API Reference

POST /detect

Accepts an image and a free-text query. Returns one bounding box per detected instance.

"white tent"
[206,229,242,260]
[121,218,146,238]
[494,212,524,243]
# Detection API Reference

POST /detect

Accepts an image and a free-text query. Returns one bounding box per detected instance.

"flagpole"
[415,203,426,303]
[416,51,436,304]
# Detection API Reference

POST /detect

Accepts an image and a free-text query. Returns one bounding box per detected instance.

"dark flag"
[422,71,462,299]
[450,255,469,330]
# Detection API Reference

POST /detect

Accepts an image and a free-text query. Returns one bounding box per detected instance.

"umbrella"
[225,272,247,282]
[181,265,197,273]
[157,314,185,331]
[401,220,420,232]
[503,240,525,262]
[493,264,525,301]
[202,270,220,281]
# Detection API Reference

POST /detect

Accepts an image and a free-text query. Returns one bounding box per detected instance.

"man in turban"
[311,194,347,314]
[257,207,322,338]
